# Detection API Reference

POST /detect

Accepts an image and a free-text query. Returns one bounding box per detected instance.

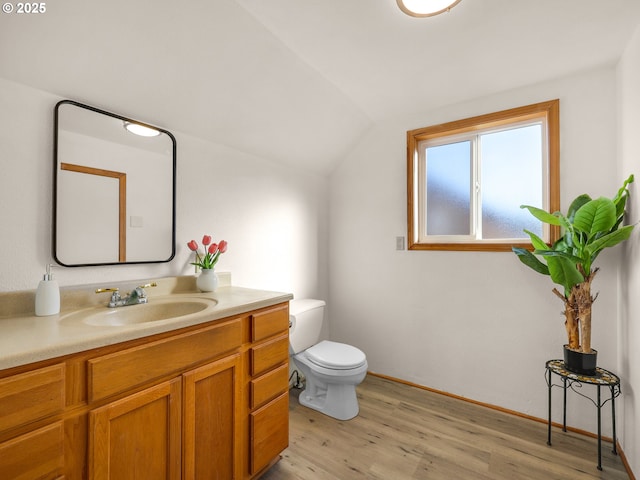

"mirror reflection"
[54,100,176,266]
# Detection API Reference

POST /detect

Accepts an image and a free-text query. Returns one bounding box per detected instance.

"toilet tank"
[289,299,326,354]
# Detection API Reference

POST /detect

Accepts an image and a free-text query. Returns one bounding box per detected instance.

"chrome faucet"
[95,282,157,308]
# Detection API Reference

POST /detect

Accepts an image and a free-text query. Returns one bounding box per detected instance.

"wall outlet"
[395,236,405,250]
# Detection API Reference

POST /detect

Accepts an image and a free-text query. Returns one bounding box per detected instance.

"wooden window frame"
[406,99,560,252]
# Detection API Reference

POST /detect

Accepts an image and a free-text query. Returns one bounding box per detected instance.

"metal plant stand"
[545,359,620,471]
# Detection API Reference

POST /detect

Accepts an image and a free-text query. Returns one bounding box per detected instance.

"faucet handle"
[95,287,119,294]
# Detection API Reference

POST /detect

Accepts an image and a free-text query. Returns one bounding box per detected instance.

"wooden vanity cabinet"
[0,301,289,480]
[86,317,243,480]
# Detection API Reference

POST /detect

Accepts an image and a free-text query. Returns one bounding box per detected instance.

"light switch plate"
[130,215,143,227]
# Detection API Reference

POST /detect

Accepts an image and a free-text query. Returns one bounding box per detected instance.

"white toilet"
[289,299,368,421]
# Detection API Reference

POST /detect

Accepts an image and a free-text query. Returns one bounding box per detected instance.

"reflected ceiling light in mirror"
[123,121,161,137]
[397,0,461,17]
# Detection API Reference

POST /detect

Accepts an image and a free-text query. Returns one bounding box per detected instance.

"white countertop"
[0,285,293,371]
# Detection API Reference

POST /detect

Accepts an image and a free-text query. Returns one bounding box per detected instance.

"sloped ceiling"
[1,0,640,174]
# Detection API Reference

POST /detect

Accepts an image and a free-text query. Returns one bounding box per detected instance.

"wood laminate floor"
[261,375,629,480]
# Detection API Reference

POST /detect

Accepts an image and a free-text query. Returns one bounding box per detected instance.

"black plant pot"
[563,345,597,376]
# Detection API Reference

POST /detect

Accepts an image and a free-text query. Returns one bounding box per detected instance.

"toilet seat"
[305,340,366,370]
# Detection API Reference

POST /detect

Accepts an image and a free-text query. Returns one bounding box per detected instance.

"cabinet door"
[250,392,289,476]
[89,378,181,480]
[183,354,241,480]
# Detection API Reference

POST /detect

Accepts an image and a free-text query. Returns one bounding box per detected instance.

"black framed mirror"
[53,100,176,267]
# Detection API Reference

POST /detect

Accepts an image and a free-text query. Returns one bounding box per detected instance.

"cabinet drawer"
[0,421,64,480]
[251,304,289,342]
[251,334,288,377]
[250,363,288,410]
[250,392,289,475]
[89,318,241,401]
[0,364,65,433]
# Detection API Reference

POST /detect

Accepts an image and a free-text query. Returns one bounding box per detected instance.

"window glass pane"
[426,141,471,235]
[480,125,543,239]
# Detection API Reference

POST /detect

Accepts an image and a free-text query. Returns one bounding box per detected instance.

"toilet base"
[298,384,361,421]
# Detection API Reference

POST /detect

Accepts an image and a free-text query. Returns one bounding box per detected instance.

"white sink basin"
[60,297,217,327]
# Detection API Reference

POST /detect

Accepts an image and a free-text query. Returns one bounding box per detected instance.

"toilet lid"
[306,340,366,369]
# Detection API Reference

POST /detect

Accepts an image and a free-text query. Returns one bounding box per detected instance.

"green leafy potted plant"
[513,175,635,375]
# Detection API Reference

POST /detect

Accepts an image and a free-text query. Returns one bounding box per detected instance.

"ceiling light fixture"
[397,0,461,17]
[123,121,161,137]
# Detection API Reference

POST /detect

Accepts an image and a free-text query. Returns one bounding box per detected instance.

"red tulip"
[202,235,212,246]
[187,240,198,251]
[208,243,219,255]
[218,240,228,253]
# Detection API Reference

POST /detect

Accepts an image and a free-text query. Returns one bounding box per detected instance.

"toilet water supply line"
[289,370,304,389]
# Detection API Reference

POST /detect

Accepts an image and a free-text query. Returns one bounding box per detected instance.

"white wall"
[0,77,328,301]
[618,24,640,477]
[329,66,625,436]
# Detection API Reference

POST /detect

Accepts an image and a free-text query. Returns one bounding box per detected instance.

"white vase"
[196,269,218,292]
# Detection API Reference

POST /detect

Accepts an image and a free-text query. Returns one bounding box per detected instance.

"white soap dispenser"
[35,264,60,316]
